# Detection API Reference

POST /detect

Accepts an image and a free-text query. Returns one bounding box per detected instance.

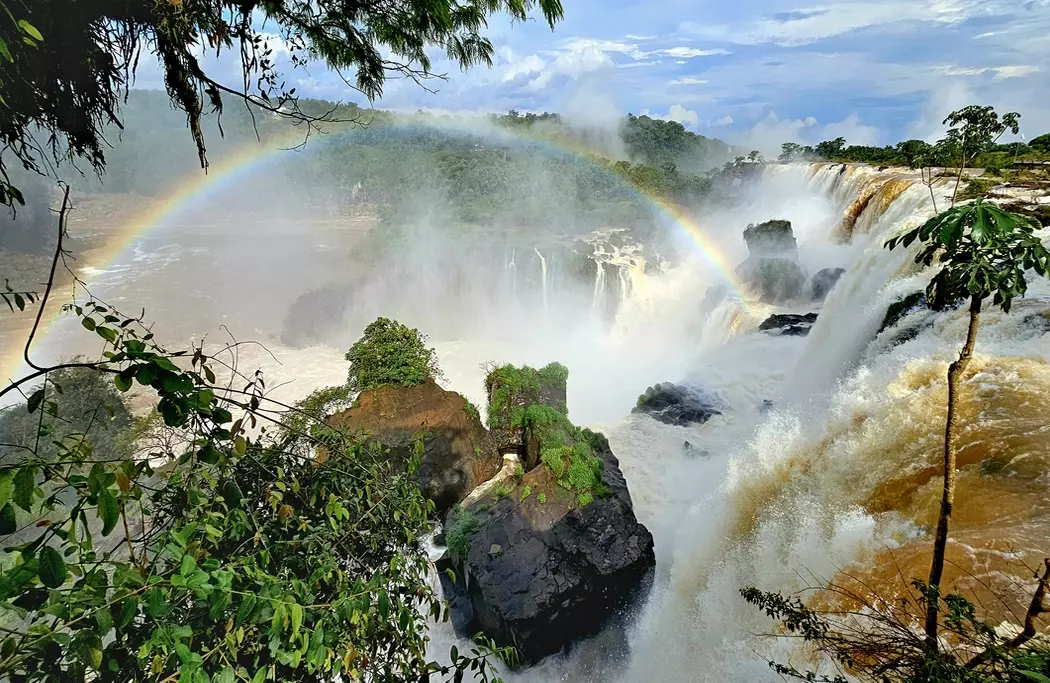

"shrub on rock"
[344,317,443,392]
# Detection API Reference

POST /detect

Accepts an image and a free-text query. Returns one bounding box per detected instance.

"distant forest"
[0,91,762,242]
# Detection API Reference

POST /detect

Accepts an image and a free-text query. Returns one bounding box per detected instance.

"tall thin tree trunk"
[951,132,968,207]
[923,166,939,214]
[924,293,982,650]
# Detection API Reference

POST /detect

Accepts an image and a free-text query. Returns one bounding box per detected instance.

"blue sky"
[148,0,1050,153]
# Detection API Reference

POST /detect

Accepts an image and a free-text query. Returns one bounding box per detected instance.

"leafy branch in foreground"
[0,293,512,681]
[741,562,1050,682]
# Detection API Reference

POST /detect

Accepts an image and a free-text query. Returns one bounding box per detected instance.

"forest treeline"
[779,131,1050,169]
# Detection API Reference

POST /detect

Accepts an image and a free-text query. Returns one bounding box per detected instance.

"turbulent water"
[7,163,1049,681]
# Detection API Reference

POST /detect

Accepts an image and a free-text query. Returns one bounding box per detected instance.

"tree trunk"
[924,293,982,650]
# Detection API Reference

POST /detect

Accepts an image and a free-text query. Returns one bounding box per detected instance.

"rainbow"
[2,119,752,383]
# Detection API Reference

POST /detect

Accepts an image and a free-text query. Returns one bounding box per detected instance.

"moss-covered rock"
[879,291,925,334]
[742,218,798,258]
[447,437,654,665]
[484,362,610,505]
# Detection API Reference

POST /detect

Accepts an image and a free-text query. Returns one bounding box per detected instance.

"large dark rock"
[736,257,806,303]
[736,219,806,303]
[742,219,798,259]
[632,382,722,426]
[758,312,819,337]
[810,267,846,301]
[328,380,500,514]
[452,445,655,666]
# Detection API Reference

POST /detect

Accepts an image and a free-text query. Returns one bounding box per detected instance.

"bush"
[0,304,509,682]
[463,397,482,424]
[344,317,443,392]
[446,505,482,564]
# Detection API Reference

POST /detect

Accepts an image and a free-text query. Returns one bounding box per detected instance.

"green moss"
[537,493,547,504]
[484,362,568,430]
[493,483,513,501]
[879,291,926,334]
[581,427,610,453]
[463,398,481,424]
[484,361,607,506]
[513,462,524,478]
[520,485,532,502]
[446,506,481,564]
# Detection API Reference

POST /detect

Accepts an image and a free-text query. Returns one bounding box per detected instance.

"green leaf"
[216,667,236,683]
[97,326,118,344]
[39,546,67,588]
[289,602,303,637]
[0,472,12,509]
[117,596,139,629]
[26,388,44,414]
[13,466,35,511]
[1018,672,1050,683]
[81,317,96,331]
[0,502,16,534]
[0,37,11,62]
[98,489,120,536]
[114,372,133,392]
[17,19,42,41]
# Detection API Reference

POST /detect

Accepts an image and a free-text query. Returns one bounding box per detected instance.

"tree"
[344,317,443,393]
[778,142,814,163]
[0,0,564,206]
[940,105,1020,205]
[815,137,846,160]
[1030,133,1050,154]
[885,198,1050,651]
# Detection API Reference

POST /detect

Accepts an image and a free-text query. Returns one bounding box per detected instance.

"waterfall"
[592,261,606,314]
[534,248,549,313]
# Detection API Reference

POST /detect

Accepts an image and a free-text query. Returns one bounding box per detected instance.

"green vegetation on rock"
[446,505,482,564]
[344,317,443,393]
[485,362,608,506]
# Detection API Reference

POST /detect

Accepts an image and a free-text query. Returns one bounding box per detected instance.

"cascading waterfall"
[591,261,607,314]
[534,248,549,313]
[416,163,1047,683]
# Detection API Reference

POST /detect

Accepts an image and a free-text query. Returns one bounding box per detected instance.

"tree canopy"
[0,0,564,206]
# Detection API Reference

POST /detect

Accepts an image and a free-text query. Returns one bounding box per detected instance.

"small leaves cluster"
[886,199,1049,312]
[0,301,510,682]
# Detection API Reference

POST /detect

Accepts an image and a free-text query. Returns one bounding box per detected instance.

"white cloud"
[526,41,615,91]
[502,54,546,82]
[822,113,881,146]
[671,77,709,85]
[683,1,986,47]
[665,104,700,125]
[737,111,819,152]
[994,65,1039,79]
[662,47,732,58]
[712,115,734,126]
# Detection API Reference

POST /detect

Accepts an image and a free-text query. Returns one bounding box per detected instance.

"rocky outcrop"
[485,362,569,470]
[328,380,500,514]
[735,219,806,303]
[632,383,722,426]
[810,267,846,301]
[742,219,798,258]
[448,442,655,665]
[758,312,818,336]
